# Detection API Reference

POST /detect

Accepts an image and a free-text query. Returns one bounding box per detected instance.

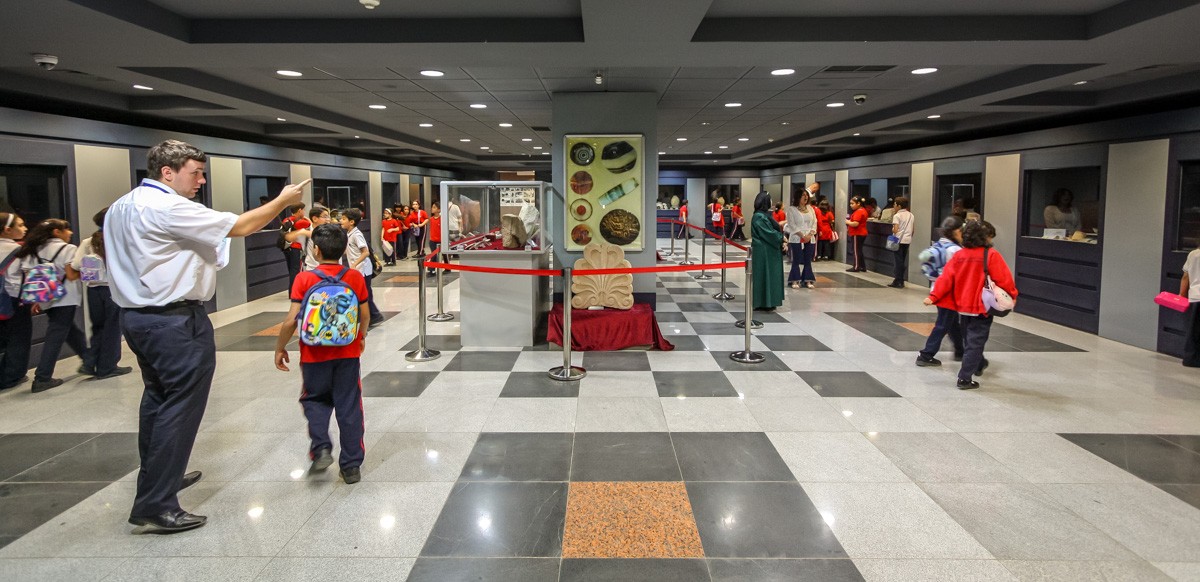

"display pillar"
[552,92,658,302]
[686,178,706,237]
[910,162,935,283]
[209,156,248,310]
[835,170,850,263]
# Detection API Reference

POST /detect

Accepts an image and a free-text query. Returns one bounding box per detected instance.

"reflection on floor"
[0,240,1198,581]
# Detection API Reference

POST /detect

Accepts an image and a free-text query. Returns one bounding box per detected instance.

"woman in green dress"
[751,191,785,311]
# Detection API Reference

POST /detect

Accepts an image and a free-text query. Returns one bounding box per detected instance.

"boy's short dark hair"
[288,203,306,215]
[309,206,328,220]
[311,223,348,259]
[342,208,363,225]
[894,196,910,210]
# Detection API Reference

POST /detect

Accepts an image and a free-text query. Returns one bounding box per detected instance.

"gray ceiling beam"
[693,17,1087,42]
[581,0,712,43]
[128,96,234,112]
[65,0,190,42]
[190,18,582,44]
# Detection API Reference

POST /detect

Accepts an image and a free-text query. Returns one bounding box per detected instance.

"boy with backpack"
[916,216,965,368]
[274,223,370,484]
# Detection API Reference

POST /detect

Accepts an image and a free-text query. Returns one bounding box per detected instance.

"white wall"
[1098,139,1170,349]
[984,154,1022,267]
[73,145,131,239]
[909,162,935,282]
[835,170,849,262]
[209,157,247,310]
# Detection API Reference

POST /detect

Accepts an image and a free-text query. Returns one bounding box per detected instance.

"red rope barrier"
[421,259,746,277]
[655,217,750,251]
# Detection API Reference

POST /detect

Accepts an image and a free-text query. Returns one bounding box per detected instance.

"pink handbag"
[1155,291,1190,313]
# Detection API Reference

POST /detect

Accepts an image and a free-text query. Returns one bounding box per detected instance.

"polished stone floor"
[1,240,1199,581]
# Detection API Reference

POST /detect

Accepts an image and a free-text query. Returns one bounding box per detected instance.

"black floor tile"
[400,335,463,352]
[659,275,696,282]
[734,311,788,323]
[708,558,864,582]
[1158,483,1200,510]
[666,287,713,295]
[218,336,298,352]
[501,372,580,398]
[710,352,792,372]
[1160,435,1200,455]
[654,312,688,322]
[690,322,744,336]
[441,351,522,371]
[406,558,560,582]
[213,312,289,336]
[361,371,438,397]
[667,336,709,351]
[561,559,711,582]
[0,433,98,482]
[700,282,739,290]
[570,433,681,482]
[873,312,938,324]
[758,336,832,352]
[654,295,675,304]
[652,372,738,397]
[672,433,795,482]
[676,302,729,313]
[459,433,573,482]
[686,482,847,558]
[581,352,651,372]
[0,482,109,537]
[421,482,568,557]
[1061,433,1200,484]
[9,433,139,483]
[798,372,900,398]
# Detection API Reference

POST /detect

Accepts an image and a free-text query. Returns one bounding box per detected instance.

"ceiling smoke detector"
[360,0,380,9]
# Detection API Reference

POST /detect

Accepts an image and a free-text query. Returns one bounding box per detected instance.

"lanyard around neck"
[141,180,171,194]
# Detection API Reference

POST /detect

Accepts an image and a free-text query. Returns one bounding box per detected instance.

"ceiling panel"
[349,79,422,92]
[415,79,487,92]
[477,78,546,92]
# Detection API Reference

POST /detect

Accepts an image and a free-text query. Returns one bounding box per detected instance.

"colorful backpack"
[297,267,360,347]
[19,246,68,306]
[919,239,960,282]
[80,254,105,282]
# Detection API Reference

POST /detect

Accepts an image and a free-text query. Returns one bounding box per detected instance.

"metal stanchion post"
[548,268,586,381]
[405,257,441,362]
[664,224,677,257]
[694,226,711,280]
[735,242,763,328]
[678,226,695,266]
[427,249,454,322]
[712,236,734,301]
[731,250,766,364]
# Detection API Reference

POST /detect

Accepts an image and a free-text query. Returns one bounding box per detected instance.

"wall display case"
[439,181,547,254]
[564,134,645,252]
[1022,166,1102,242]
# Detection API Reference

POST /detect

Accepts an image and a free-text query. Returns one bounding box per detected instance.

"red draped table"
[547,303,674,351]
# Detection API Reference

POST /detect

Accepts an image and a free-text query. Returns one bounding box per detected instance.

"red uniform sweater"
[926,247,1019,316]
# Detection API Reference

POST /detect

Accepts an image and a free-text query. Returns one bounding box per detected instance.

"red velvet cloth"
[547,303,674,351]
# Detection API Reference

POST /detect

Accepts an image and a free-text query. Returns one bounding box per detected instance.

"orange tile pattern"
[897,322,936,335]
[388,275,419,283]
[561,481,705,559]
[254,323,287,337]
[815,275,836,285]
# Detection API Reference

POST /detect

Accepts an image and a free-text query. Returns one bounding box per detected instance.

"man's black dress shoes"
[181,471,201,491]
[128,510,207,534]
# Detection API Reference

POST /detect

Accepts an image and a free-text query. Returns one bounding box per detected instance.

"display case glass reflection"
[440,181,546,254]
[564,134,645,251]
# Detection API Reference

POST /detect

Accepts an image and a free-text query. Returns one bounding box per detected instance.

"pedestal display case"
[439,181,550,347]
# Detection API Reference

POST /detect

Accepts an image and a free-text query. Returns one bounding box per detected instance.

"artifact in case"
[439,181,548,254]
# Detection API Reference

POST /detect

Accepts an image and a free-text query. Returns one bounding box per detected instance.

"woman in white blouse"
[1044,188,1082,235]
[784,187,819,289]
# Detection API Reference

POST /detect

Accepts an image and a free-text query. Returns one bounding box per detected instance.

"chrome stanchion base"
[548,365,587,381]
[735,319,763,329]
[713,292,735,301]
[694,273,713,280]
[729,350,766,364]
[404,348,441,362]
[427,313,455,322]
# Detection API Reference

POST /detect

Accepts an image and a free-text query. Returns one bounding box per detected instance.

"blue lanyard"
[140,180,171,194]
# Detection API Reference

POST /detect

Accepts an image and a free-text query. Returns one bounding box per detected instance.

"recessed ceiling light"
[927,114,941,119]
[768,138,774,142]
[419,123,433,127]
[718,145,728,149]
[853,132,861,136]
[469,103,487,109]
[701,122,710,126]
[541,152,550,155]
[658,151,666,155]
[420,70,444,77]
[521,138,532,142]
[533,146,543,150]
[827,102,845,108]
[132,84,154,91]
[460,138,471,142]
[276,70,303,77]
[780,122,790,125]
[480,146,489,150]
[368,104,387,110]
[354,135,360,139]
[276,117,287,122]
[771,68,795,76]
[724,102,742,108]
[676,137,687,141]
[704,151,713,154]
[737,137,749,141]
[498,123,513,128]
[911,67,939,75]
[1074,80,1089,85]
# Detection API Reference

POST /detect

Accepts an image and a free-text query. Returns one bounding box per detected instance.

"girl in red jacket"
[923,221,1018,390]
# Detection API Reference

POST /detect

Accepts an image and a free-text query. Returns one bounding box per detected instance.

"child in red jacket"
[923,221,1018,390]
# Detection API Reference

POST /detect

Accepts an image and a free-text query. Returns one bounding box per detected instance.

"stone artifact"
[571,241,634,310]
[571,224,593,245]
[601,140,637,173]
[501,214,528,249]
[598,208,640,245]
[570,170,593,195]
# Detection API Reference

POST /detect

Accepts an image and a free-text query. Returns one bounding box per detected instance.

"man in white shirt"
[1181,247,1200,367]
[445,196,463,241]
[888,196,916,288]
[106,140,308,534]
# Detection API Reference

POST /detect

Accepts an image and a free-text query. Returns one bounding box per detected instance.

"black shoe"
[845,268,858,272]
[953,353,963,362]
[368,319,384,329]
[887,282,904,288]
[1,375,29,390]
[78,365,96,376]
[31,378,64,393]
[340,466,361,484]
[310,448,333,473]
[180,471,202,491]
[957,378,980,390]
[915,355,941,367]
[128,510,207,534]
[974,358,989,376]
[94,366,134,379]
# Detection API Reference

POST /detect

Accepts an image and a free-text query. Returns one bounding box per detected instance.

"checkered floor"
[1,242,1199,582]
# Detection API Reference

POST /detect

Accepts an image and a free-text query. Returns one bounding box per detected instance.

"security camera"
[853,94,867,105]
[33,54,58,71]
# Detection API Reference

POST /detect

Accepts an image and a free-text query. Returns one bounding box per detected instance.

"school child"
[427,202,442,276]
[916,216,965,367]
[0,212,31,390]
[339,208,384,327]
[274,223,369,484]
[15,219,89,392]
[71,208,133,379]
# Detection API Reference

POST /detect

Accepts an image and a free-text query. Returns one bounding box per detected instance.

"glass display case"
[439,181,547,254]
